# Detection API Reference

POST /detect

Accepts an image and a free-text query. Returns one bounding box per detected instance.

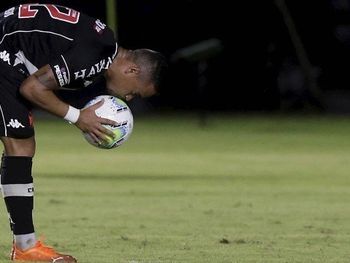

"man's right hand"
[75,99,118,144]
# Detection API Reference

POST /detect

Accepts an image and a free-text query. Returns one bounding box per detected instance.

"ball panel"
[82,95,134,149]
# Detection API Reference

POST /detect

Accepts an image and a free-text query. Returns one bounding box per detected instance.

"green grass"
[1,113,350,262]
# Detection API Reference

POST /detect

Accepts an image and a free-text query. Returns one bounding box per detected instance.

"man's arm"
[19,64,116,142]
[20,65,70,118]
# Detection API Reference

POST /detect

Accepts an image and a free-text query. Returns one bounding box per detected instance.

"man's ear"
[125,64,140,75]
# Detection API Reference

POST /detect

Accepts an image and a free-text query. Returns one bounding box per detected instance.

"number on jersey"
[19,4,80,24]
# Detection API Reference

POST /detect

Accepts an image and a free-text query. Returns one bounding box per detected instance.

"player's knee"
[0,137,36,157]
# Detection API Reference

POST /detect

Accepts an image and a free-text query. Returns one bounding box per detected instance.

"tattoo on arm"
[34,65,59,90]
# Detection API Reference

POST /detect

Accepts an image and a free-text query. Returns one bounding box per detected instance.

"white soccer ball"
[82,95,134,149]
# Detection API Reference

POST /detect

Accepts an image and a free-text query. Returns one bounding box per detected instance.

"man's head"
[105,47,167,101]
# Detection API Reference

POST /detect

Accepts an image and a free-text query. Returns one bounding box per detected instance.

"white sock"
[15,233,36,250]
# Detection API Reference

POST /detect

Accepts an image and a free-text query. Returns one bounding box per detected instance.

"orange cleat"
[11,240,77,262]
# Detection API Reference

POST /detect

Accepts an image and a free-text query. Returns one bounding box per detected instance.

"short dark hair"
[131,49,168,93]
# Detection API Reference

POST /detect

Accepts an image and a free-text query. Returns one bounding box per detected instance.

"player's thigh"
[0,60,35,142]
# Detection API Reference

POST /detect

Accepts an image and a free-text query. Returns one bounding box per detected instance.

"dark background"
[1,0,350,114]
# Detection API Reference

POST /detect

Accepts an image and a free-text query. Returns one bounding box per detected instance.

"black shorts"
[0,60,34,138]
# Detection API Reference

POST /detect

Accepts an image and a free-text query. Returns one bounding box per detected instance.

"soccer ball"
[82,95,134,149]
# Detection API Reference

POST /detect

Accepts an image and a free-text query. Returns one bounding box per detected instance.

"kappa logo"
[6,119,25,128]
[4,7,15,18]
[0,50,11,65]
[93,19,106,34]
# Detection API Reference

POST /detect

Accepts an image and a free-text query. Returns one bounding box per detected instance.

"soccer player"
[0,4,167,262]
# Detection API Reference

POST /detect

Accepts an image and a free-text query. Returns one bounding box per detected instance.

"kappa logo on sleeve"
[0,50,11,65]
[4,7,15,18]
[93,19,106,34]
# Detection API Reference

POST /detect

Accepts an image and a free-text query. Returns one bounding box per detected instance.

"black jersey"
[0,4,117,89]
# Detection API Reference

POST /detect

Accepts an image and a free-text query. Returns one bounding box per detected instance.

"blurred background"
[1,3,350,261]
[1,0,350,115]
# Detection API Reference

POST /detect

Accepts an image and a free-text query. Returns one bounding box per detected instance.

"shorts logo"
[6,119,25,128]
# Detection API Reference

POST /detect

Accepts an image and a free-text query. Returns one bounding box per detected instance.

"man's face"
[106,59,156,101]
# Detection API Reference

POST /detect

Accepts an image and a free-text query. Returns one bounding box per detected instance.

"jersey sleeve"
[48,20,118,89]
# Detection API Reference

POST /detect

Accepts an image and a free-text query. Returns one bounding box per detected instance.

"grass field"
[0,113,350,263]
